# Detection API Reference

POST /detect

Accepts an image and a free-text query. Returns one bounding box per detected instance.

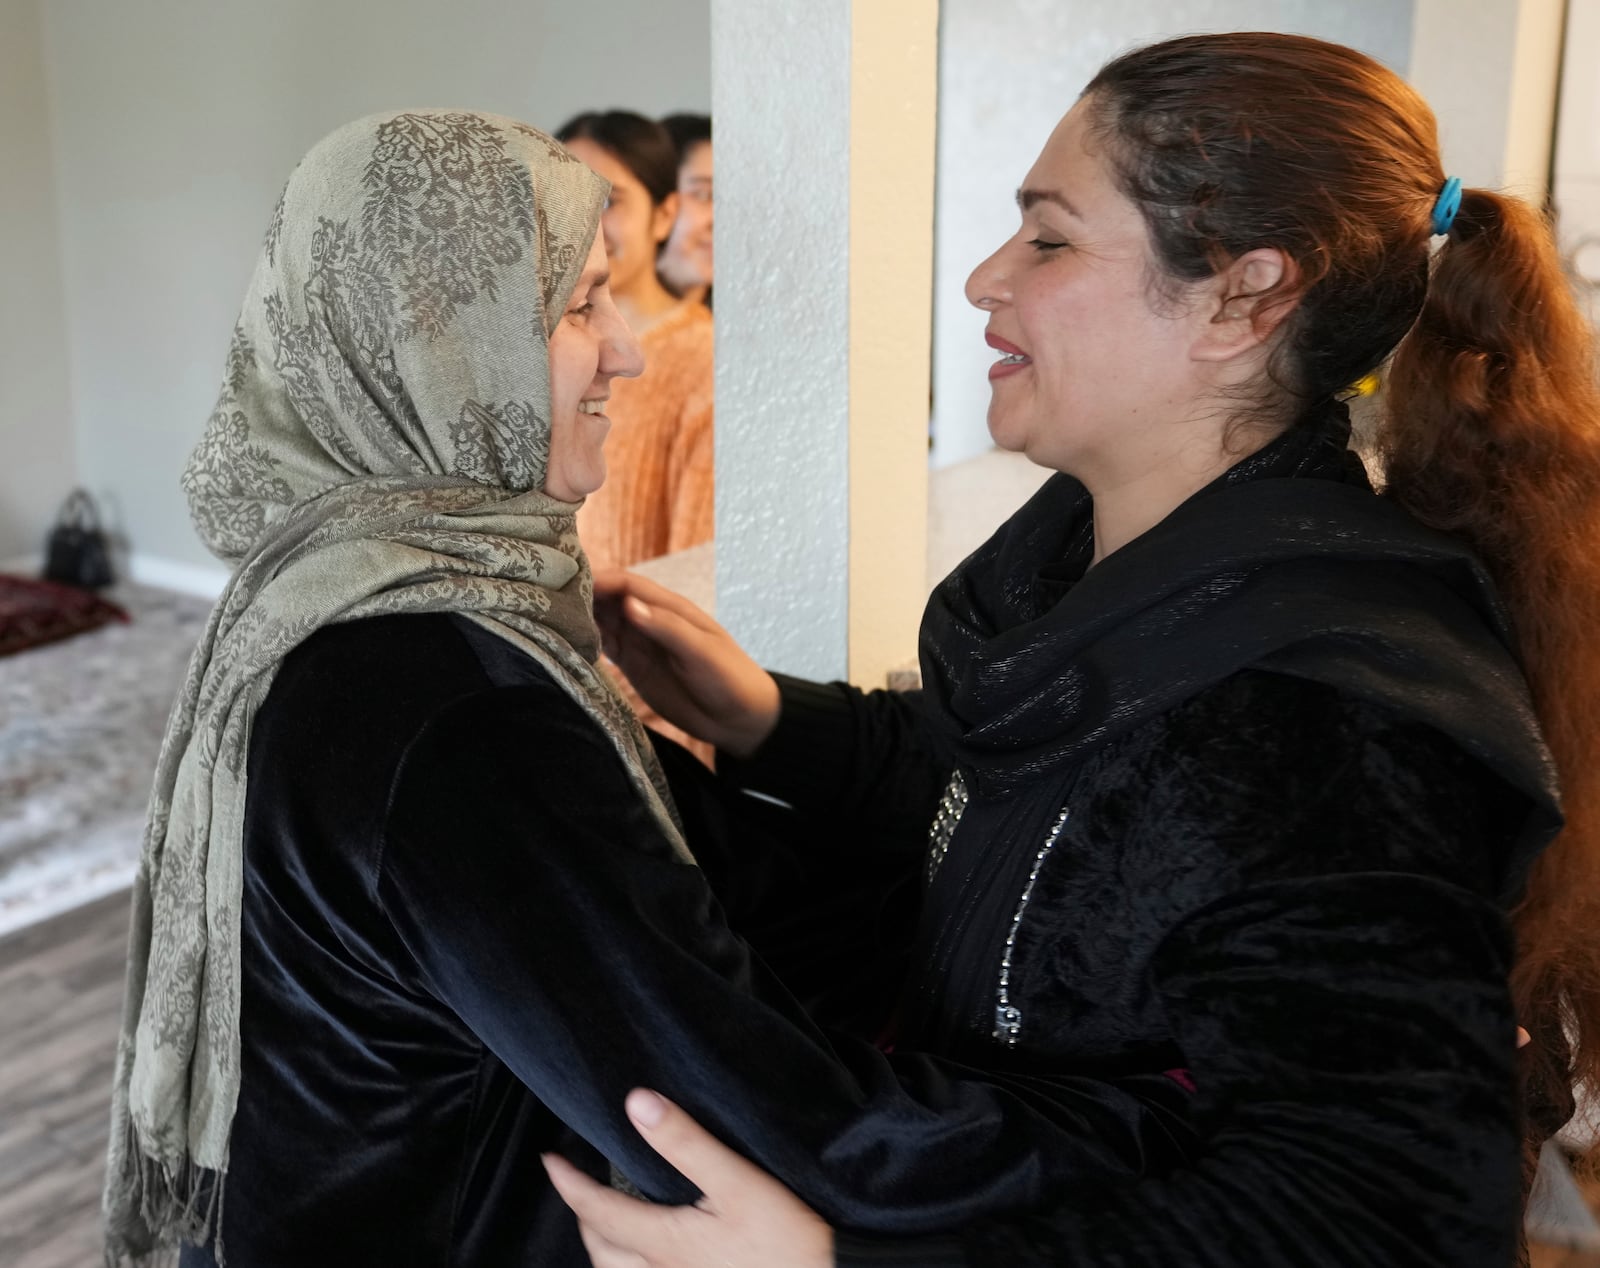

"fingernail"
[626,1088,666,1128]
[627,596,651,619]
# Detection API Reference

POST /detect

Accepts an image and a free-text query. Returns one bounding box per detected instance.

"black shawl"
[919,405,1561,898]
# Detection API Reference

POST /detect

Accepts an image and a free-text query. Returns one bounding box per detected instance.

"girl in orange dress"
[557,111,714,571]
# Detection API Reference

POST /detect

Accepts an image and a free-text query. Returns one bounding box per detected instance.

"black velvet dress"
[185,409,1560,1267]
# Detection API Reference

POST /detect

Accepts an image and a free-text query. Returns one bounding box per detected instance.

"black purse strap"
[57,488,102,533]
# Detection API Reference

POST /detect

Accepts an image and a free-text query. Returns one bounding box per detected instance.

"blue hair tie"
[1431,176,1462,236]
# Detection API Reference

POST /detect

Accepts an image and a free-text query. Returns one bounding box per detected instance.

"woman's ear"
[1190,247,1298,364]
[651,192,681,246]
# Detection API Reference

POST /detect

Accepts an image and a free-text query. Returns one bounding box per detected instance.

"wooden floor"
[1,891,129,1268]
[1,890,1598,1267]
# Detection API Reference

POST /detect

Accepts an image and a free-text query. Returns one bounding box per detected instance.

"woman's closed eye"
[1028,236,1071,252]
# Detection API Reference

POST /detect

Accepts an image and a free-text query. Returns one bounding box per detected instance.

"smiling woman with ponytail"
[544,32,1600,1268]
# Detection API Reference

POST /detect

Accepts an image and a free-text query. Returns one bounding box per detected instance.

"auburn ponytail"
[1384,189,1600,1157]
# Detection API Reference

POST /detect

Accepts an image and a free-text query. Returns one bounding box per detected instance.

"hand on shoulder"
[593,571,780,758]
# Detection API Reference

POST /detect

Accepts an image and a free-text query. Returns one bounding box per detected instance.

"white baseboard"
[128,554,229,599]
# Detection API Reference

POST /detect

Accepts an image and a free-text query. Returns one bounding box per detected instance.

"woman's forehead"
[1024,106,1121,217]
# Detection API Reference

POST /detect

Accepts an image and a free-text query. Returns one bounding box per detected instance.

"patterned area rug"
[0,574,129,656]
[0,582,212,938]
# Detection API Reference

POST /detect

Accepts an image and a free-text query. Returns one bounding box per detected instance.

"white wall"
[1410,0,1564,200]
[1408,0,1523,192]
[37,0,709,572]
[0,0,76,563]
[929,1,1416,468]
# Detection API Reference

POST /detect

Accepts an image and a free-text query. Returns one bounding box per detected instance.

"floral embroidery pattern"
[449,399,548,491]
[361,113,537,340]
[182,331,295,559]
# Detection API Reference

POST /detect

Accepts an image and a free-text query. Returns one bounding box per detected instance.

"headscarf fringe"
[104,1115,223,1266]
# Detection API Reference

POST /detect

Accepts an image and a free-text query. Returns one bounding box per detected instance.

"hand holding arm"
[593,570,780,758]
[544,1089,834,1268]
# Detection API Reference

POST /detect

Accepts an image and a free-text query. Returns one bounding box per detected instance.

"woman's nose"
[965,244,1011,311]
[602,318,645,380]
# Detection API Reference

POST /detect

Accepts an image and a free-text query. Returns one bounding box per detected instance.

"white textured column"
[712,0,936,684]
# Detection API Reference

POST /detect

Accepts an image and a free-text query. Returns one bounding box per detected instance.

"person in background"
[658,113,713,308]
[557,110,713,571]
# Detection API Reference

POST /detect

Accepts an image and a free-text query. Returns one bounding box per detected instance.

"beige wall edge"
[847,0,938,687]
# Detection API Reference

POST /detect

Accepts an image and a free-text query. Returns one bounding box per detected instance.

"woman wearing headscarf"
[104,111,1199,1268]
[100,110,669,1265]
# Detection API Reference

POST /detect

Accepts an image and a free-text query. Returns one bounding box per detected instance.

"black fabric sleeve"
[833,1229,968,1266]
[376,684,1193,1237]
[716,673,949,851]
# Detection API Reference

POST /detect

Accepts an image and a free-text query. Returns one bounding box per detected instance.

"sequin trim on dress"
[926,770,969,884]
[994,805,1070,1046]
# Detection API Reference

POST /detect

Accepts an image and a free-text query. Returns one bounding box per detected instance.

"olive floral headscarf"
[104,111,688,1263]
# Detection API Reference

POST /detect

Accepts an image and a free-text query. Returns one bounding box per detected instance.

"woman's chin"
[545,458,607,502]
[986,410,1028,454]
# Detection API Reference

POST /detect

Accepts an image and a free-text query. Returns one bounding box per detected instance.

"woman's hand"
[543,1089,833,1268]
[593,571,780,759]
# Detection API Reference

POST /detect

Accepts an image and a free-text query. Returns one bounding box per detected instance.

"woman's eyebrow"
[1016,187,1082,218]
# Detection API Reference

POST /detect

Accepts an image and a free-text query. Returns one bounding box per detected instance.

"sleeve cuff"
[716,672,856,808]
[833,1230,968,1267]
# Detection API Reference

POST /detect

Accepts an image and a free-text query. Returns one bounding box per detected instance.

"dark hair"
[1088,31,1600,1174]
[660,113,712,165]
[1085,34,1440,410]
[554,110,678,206]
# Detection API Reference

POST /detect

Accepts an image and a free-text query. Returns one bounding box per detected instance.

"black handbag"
[43,488,116,589]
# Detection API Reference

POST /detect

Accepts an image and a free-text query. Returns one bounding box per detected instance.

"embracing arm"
[557,673,1537,1267]
[560,872,1525,1268]
[716,674,949,850]
[376,683,1190,1236]
[594,570,949,846]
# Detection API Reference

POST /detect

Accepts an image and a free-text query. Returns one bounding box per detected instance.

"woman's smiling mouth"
[986,331,1032,380]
